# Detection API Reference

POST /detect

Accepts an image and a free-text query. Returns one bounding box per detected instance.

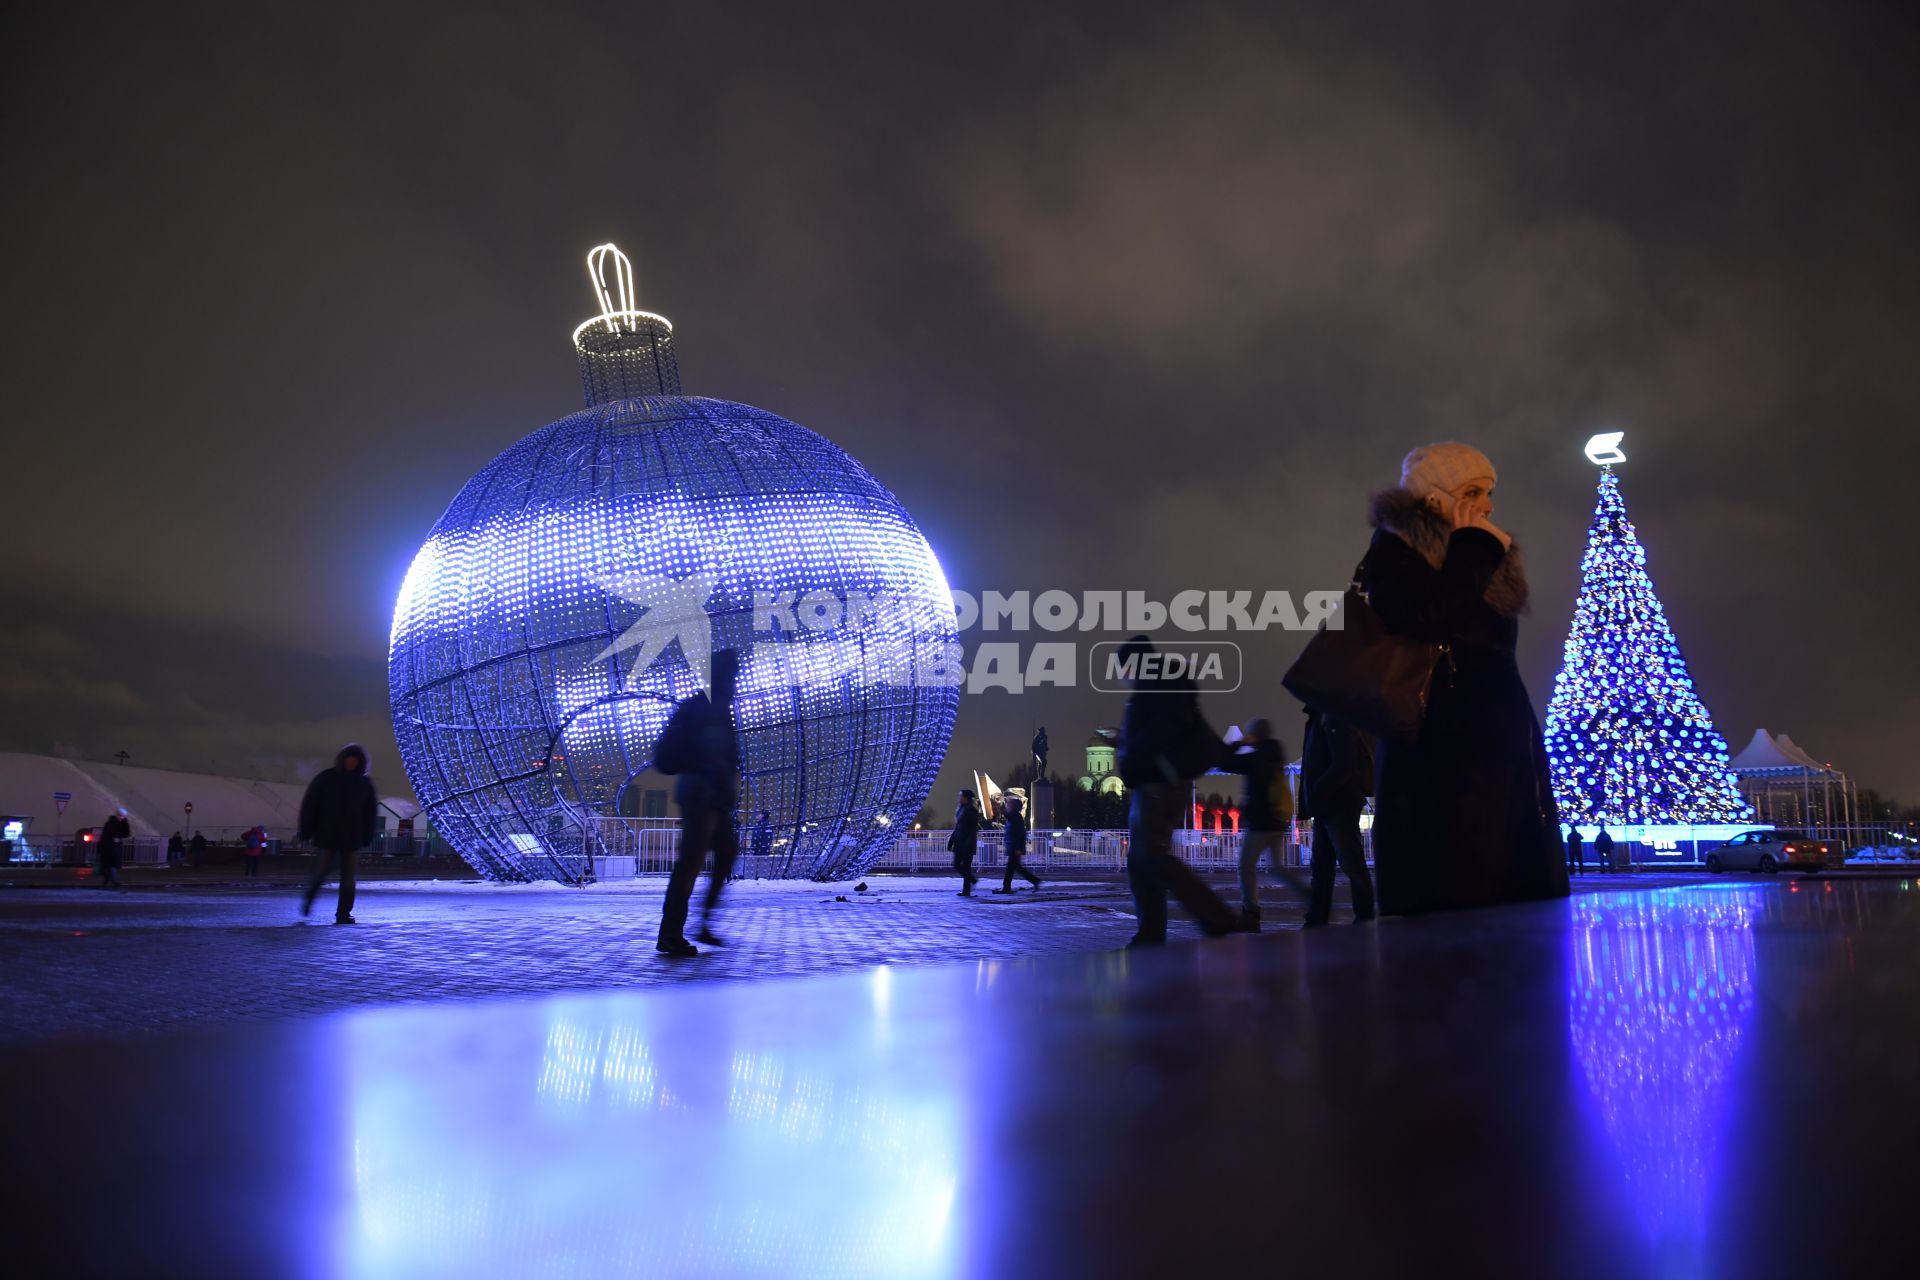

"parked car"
[1705,830,1830,875]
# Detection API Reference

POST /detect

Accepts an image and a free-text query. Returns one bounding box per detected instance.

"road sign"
[53,791,71,815]
[184,802,194,815]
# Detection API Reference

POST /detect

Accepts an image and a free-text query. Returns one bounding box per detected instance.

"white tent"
[0,752,416,844]
[1729,729,1856,830]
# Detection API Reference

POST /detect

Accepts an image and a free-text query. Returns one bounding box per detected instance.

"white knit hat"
[1401,442,1497,499]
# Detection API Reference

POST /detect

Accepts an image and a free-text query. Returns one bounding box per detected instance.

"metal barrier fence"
[576,818,1915,881]
[13,819,1899,878]
[1,833,449,867]
[867,829,1318,874]
[582,819,1331,880]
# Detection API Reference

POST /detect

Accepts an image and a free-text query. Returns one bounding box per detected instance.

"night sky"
[4,0,1917,805]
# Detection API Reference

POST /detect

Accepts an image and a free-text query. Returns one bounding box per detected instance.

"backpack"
[1268,750,1295,826]
[652,697,702,775]
[1167,701,1226,781]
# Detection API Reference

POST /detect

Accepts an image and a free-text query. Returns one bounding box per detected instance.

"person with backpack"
[994,793,1041,894]
[240,825,266,877]
[1221,717,1307,930]
[1116,635,1242,945]
[653,649,743,958]
[1299,708,1377,926]
[948,788,983,896]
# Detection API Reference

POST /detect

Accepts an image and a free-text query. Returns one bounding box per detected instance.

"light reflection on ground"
[345,976,960,1279]
[1570,886,1762,1267]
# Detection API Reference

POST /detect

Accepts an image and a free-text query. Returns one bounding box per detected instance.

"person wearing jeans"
[1116,636,1242,946]
[298,744,378,925]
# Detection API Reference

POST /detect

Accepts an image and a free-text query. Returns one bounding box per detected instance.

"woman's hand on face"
[1451,495,1480,531]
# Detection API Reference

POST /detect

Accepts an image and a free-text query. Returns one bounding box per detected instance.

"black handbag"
[1282,577,1449,744]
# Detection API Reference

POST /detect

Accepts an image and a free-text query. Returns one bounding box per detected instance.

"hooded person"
[298,743,378,924]
[655,648,743,957]
[994,793,1041,894]
[1361,443,1569,915]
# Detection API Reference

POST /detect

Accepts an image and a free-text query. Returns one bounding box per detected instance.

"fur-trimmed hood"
[1369,488,1530,617]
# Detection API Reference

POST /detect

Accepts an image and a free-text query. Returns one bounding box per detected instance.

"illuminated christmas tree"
[1543,438,1751,825]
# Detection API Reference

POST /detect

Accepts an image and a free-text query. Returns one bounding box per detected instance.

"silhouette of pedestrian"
[188,831,207,865]
[1116,635,1241,945]
[1222,717,1307,929]
[298,744,378,924]
[1565,825,1585,877]
[750,811,773,862]
[167,831,185,869]
[948,788,982,896]
[97,809,130,888]
[655,649,743,957]
[994,794,1042,893]
[1594,827,1615,872]
[1299,708,1377,926]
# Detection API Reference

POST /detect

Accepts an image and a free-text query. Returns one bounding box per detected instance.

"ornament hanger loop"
[587,243,638,332]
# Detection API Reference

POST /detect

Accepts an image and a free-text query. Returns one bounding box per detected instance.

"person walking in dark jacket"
[97,809,131,888]
[1222,718,1307,929]
[656,649,743,957]
[994,794,1041,893]
[166,831,185,869]
[188,831,207,864]
[1299,708,1377,926]
[1565,825,1585,876]
[1116,635,1241,945]
[298,743,378,924]
[1594,827,1615,872]
[1361,444,1570,916]
[948,789,983,896]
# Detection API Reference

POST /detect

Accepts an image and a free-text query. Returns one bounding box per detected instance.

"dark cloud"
[3,0,1916,803]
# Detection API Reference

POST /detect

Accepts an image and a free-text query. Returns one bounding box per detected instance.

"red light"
[82,832,94,842]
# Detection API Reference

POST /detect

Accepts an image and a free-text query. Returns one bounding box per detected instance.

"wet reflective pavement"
[5,878,1916,1278]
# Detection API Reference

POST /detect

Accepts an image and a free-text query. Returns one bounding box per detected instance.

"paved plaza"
[4,874,1916,1278]
[2,866,1697,1041]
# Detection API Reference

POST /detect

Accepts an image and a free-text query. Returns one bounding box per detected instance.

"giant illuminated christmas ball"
[389,245,961,883]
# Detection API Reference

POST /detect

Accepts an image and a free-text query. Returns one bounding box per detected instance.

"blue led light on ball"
[1543,459,1750,826]
[389,246,960,882]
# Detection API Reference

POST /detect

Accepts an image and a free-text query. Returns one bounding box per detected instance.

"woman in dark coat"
[1362,442,1569,916]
